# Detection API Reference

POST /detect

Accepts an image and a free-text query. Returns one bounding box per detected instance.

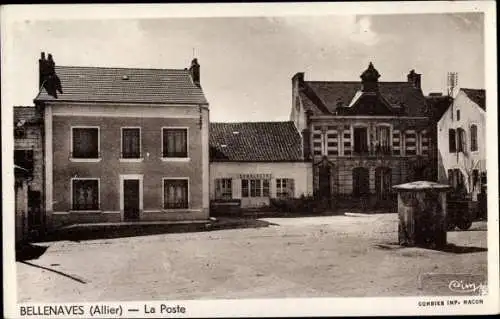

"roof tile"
[35,65,208,105]
[301,81,427,117]
[14,106,43,124]
[461,88,485,110]
[210,122,303,162]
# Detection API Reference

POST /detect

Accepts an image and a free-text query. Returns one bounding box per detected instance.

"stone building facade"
[290,63,434,207]
[14,106,45,236]
[34,53,210,228]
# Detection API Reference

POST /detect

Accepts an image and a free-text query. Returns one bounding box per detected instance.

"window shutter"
[447,169,453,187]
[241,179,249,198]
[449,129,456,152]
[262,179,270,197]
[288,179,295,198]
[470,125,478,152]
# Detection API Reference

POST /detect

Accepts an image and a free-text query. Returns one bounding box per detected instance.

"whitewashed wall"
[210,162,313,201]
[437,90,486,199]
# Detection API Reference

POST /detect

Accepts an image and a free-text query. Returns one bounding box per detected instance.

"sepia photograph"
[2,2,498,317]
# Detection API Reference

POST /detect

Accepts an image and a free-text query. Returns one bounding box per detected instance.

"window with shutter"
[72,127,99,158]
[263,180,270,197]
[449,129,456,153]
[276,178,294,198]
[72,179,99,210]
[457,128,466,152]
[163,179,188,209]
[162,128,188,158]
[215,178,232,200]
[242,179,249,198]
[121,128,141,158]
[470,125,478,152]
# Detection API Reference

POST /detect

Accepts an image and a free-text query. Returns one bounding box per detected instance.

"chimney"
[39,52,47,88]
[407,69,422,90]
[292,72,304,88]
[360,62,380,93]
[189,58,200,87]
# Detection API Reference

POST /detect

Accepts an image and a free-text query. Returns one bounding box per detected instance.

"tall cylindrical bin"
[393,181,451,249]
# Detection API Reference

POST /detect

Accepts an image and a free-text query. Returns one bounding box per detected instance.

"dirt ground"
[16,213,488,302]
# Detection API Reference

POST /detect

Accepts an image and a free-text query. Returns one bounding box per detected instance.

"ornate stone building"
[290,63,434,207]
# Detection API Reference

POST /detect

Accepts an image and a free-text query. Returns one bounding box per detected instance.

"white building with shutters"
[437,88,486,201]
[209,121,313,209]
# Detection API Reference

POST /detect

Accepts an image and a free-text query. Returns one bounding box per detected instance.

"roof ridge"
[306,80,411,84]
[302,82,332,114]
[211,121,293,124]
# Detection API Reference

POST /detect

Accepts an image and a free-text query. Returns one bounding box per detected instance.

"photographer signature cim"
[448,280,488,294]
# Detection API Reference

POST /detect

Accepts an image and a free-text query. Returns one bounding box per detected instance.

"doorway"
[352,167,370,196]
[120,175,143,221]
[375,167,392,199]
[27,190,42,231]
[318,164,332,200]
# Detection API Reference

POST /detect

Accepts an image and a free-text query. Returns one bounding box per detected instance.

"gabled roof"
[425,94,453,121]
[344,91,396,115]
[210,121,303,162]
[298,81,427,117]
[34,65,208,105]
[14,106,43,125]
[461,88,486,111]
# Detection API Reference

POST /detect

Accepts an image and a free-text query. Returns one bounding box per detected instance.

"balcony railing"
[352,145,392,157]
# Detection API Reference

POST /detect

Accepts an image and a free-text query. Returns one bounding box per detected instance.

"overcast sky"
[2,12,485,122]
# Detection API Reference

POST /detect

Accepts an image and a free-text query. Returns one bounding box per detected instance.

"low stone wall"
[49,208,209,229]
[141,209,208,221]
[50,212,122,229]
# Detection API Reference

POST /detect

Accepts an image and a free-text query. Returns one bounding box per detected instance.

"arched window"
[470,124,478,152]
[448,129,456,153]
